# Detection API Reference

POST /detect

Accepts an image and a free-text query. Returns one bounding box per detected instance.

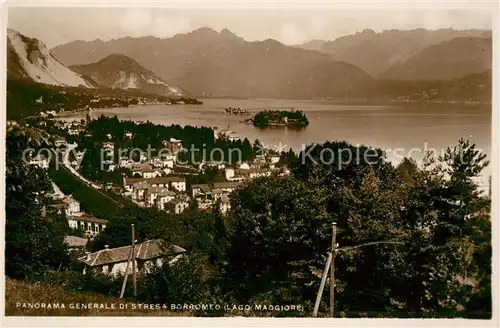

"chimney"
[85,251,91,261]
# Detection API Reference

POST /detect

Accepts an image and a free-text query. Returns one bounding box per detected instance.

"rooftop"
[212,181,243,189]
[191,184,211,193]
[125,176,186,186]
[159,190,176,197]
[67,215,108,225]
[78,239,186,267]
[64,235,88,248]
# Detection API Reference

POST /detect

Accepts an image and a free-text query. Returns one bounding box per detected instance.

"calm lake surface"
[65,98,492,186]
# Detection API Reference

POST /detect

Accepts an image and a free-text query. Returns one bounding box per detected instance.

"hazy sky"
[7,5,494,48]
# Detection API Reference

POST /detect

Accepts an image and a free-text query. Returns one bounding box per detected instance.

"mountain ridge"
[319,28,492,77]
[7,28,96,88]
[50,28,378,98]
[379,36,492,80]
[69,54,190,98]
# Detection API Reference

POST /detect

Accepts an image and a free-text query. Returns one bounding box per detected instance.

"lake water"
[64,98,492,189]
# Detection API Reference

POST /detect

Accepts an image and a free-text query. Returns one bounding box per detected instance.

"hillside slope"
[70,54,190,98]
[320,28,491,77]
[373,70,491,102]
[5,278,179,316]
[7,28,95,88]
[379,37,492,80]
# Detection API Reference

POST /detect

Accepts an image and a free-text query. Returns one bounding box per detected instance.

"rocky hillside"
[7,28,95,88]
[70,54,190,98]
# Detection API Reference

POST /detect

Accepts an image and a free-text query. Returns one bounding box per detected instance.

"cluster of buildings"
[191,181,242,213]
[122,155,289,215]
[213,126,239,141]
[50,193,108,239]
[123,176,191,214]
[102,138,182,174]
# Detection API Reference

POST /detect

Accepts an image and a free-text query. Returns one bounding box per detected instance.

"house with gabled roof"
[212,181,243,194]
[132,181,150,201]
[156,190,176,210]
[190,184,211,199]
[78,239,186,276]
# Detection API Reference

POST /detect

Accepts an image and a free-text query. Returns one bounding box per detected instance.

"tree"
[223,140,491,317]
[224,175,330,307]
[5,130,70,280]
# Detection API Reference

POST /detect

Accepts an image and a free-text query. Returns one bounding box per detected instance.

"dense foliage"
[47,157,125,220]
[252,110,309,128]
[5,130,70,280]
[73,116,263,183]
[5,123,491,317]
[223,139,491,317]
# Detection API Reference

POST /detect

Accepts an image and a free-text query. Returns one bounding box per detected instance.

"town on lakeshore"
[4,5,493,320]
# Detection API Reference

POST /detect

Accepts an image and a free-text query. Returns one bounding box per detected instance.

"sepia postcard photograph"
[1,0,498,326]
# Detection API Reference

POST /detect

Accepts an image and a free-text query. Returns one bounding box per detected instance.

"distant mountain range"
[50,27,378,98]
[294,39,326,52]
[379,37,492,80]
[317,28,492,78]
[7,27,492,101]
[7,29,192,99]
[70,54,189,98]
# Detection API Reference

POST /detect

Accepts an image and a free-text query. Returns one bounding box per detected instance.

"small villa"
[78,239,186,276]
[67,214,108,238]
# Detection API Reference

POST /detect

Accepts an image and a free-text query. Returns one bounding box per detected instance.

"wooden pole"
[131,224,137,298]
[313,252,332,317]
[119,245,134,299]
[329,222,337,317]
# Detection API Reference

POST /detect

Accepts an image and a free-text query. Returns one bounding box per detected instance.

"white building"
[219,195,231,214]
[172,197,190,214]
[132,181,149,201]
[191,184,211,199]
[169,177,186,192]
[78,239,186,276]
[225,168,246,182]
[146,186,169,207]
[156,190,176,210]
[62,196,81,216]
[67,215,107,238]
[29,155,50,169]
[212,182,242,194]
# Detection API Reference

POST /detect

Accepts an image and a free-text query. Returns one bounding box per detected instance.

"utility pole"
[329,222,337,317]
[131,224,137,298]
[313,252,332,317]
[119,244,134,299]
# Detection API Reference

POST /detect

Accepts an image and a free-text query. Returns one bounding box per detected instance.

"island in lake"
[246,109,309,128]
[225,107,250,115]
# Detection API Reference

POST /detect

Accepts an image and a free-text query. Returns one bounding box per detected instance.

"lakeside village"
[11,113,290,274]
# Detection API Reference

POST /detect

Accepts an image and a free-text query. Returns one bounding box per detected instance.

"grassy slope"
[5,278,185,316]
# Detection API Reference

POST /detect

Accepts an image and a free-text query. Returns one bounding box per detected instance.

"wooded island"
[247,109,309,128]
